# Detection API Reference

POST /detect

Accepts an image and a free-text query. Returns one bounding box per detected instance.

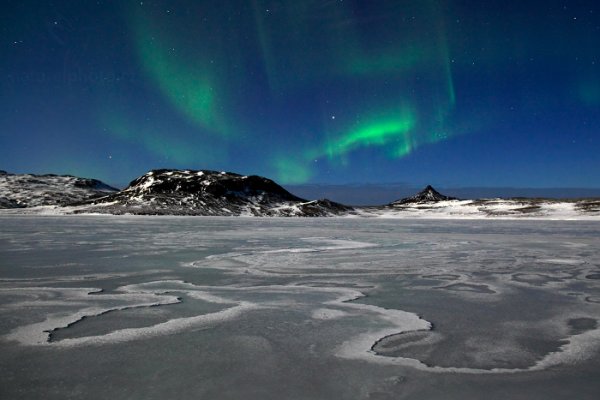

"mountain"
[1,169,598,219]
[391,185,457,205]
[78,169,353,217]
[0,171,118,208]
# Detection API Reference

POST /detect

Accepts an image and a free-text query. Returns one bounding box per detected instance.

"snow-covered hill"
[0,171,118,208]
[74,169,353,217]
[361,197,600,219]
[339,185,597,219]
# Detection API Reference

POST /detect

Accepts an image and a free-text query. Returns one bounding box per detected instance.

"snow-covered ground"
[1,216,599,399]
[1,197,599,219]
[359,199,600,220]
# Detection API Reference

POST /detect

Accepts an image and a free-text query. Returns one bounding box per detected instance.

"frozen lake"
[1,215,599,399]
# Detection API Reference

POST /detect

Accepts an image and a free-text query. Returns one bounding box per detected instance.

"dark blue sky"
[1,0,599,189]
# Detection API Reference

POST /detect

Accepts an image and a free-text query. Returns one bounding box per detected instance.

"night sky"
[2,0,599,189]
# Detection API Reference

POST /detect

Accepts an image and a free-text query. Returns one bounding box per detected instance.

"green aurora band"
[100,108,224,166]
[323,114,417,160]
[131,9,229,136]
[123,1,459,184]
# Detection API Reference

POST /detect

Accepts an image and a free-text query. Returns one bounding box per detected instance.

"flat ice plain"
[1,216,599,399]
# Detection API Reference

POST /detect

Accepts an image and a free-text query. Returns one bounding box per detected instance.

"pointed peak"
[418,185,444,196]
[391,185,457,205]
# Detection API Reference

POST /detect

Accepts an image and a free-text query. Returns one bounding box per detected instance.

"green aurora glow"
[125,1,459,184]
[131,8,230,136]
[3,0,598,189]
[101,108,224,166]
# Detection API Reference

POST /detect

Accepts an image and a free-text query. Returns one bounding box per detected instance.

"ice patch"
[538,258,585,265]
[312,308,349,320]
[337,312,600,374]
[262,238,376,254]
[2,287,181,346]
[48,302,258,347]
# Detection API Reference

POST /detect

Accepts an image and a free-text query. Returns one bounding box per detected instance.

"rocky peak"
[123,169,304,202]
[81,169,352,216]
[392,185,457,205]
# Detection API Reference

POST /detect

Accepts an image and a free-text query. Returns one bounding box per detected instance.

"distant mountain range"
[0,170,118,208]
[285,183,600,206]
[1,169,599,219]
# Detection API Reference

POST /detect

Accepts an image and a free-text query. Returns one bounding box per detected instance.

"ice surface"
[0,216,599,399]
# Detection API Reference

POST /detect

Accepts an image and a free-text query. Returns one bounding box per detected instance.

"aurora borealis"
[1,0,599,189]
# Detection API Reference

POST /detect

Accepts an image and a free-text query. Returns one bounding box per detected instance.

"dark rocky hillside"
[81,169,353,216]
